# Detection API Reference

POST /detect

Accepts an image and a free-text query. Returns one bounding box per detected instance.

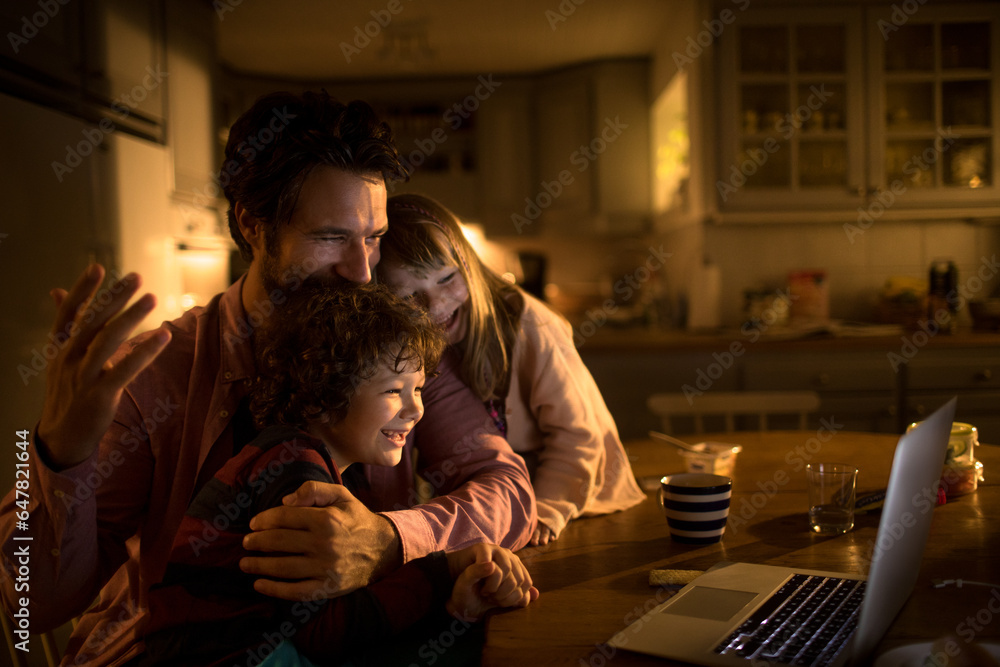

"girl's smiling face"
[380,260,471,345]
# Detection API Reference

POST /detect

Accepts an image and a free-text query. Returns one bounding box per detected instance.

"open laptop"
[608,398,957,666]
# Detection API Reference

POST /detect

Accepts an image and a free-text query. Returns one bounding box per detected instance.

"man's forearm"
[379,456,537,563]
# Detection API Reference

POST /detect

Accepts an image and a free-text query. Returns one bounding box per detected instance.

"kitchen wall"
[705,219,1000,327]
[495,0,1000,332]
[493,220,1000,329]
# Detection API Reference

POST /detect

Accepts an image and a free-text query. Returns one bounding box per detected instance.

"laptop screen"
[851,398,956,660]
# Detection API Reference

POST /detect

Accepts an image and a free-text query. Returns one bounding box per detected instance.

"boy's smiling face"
[311,361,425,470]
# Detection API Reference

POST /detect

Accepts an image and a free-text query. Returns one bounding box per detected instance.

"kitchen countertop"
[574,323,1000,353]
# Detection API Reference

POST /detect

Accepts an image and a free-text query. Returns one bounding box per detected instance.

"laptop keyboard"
[713,574,866,666]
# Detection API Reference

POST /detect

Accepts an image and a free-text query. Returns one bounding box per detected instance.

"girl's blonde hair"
[380,194,521,401]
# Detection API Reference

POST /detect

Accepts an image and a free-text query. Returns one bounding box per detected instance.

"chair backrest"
[646,390,821,435]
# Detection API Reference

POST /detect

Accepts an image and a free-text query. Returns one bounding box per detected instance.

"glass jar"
[907,421,980,497]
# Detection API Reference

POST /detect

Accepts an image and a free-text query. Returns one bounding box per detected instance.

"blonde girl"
[378,194,644,545]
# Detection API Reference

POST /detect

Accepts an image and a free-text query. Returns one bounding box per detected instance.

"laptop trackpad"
[661,587,758,622]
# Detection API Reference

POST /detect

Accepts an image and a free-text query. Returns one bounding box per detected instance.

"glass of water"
[806,462,858,535]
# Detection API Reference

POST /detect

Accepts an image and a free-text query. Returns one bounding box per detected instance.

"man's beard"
[259,249,356,297]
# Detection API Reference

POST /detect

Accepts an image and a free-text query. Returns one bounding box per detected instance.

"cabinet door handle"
[814,373,831,387]
[975,369,993,382]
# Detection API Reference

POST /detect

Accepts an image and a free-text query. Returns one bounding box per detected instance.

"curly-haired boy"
[142,282,537,666]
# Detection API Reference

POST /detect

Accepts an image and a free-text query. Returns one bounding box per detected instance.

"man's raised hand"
[36,264,170,469]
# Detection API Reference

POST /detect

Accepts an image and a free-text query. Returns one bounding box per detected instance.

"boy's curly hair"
[250,281,446,430]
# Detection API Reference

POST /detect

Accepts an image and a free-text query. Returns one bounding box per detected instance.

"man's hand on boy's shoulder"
[240,481,402,600]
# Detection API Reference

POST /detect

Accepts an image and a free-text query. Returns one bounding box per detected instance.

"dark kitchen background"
[2,2,999,592]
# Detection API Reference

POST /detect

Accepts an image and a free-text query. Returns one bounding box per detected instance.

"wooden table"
[483,431,1000,666]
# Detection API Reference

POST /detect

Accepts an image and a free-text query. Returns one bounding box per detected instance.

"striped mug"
[659,473,732,544]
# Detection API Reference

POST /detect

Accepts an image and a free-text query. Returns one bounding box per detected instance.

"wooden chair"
[647,390,821,435]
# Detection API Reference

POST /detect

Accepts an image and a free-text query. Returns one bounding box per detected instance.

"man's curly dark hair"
[222,90,407,262]
[250,281,446,430]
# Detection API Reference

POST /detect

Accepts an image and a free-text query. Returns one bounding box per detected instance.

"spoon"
[648,431,707,453]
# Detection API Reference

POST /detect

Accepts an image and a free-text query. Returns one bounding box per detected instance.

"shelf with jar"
[710,1,1000,223]
[715,6,865,214]
[877,15,995,195]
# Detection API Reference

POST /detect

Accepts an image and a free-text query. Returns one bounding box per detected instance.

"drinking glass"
[806,462,857,535]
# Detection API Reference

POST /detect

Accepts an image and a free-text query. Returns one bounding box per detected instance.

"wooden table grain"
[483,431,1000,666]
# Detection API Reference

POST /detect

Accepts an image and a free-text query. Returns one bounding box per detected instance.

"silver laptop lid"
[851,397,956,661]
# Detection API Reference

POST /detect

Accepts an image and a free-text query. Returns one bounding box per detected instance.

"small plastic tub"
[677,442,742,477]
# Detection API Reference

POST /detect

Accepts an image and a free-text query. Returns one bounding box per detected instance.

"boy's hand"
[241,481,401,600]
[444,544,538,621]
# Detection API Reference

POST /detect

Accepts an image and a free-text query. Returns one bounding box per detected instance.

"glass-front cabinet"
[714,2,1000,220]
[869,3,998,208]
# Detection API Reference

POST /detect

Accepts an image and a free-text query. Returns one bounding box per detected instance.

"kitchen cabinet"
[223,59,652,238]
[383,100,481,220]
[903,348,1000,443]
[0,0,167,143]
[716,7,865,214]
[84,0,166,134]
[580,332,1000,443]
[712,1,1000,221]
[165,0,224,237]
[0,0,84,91]
[477,79,535,237]
[742,351,900,434]
[866,3,1000,213]
[530,59,651,236]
